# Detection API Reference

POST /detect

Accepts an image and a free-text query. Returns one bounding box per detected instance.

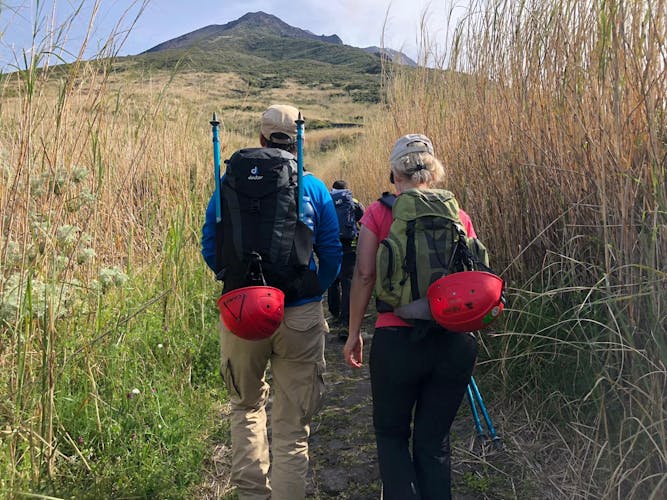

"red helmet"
[427,271,505,333]
[217,286,285,340]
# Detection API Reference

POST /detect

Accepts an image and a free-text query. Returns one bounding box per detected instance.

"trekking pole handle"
[295,112,305,222]
[211,113,222,223]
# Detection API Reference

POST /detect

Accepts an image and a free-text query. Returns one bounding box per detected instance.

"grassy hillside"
[122,12,383,103]
[130,63,377,102]
[121,48,381,103]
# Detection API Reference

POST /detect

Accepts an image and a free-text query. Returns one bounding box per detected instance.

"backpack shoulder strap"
[378,192,397,208]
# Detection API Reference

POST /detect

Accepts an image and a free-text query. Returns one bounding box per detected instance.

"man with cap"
[201,104,342,500]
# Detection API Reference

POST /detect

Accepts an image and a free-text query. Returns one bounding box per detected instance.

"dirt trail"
[305,314,379,499]
[199,311,546,500]
[307,313,548,500]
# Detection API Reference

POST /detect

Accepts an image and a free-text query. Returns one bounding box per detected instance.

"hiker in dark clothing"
[343,134,478,500]
[201,104,341,500]
[327,179,364,341]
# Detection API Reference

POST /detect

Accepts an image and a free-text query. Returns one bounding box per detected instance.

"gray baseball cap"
[389,134,434,163]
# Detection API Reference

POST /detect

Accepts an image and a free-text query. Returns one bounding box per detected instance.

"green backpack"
[375,188,490,312]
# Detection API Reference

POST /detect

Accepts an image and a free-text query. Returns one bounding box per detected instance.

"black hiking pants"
[370,325,477,500]
[327,243,355,322]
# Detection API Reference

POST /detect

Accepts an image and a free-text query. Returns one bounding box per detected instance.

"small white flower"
[99,266,129,290]
[71,166,90,183]
[77,247,96,265]
[56,225,81,249]
[157,343,164,349]
[131,388,140,395]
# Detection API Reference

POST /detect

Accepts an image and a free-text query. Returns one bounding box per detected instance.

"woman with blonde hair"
[343,134,478,499]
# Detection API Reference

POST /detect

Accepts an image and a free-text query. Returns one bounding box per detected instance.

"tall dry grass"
[346,0,665,497]
[0,2,226,494]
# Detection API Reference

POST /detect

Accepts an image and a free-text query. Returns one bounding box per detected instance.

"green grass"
[2,261,224,499]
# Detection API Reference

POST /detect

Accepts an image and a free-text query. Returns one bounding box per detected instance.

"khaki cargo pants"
[219,300,327,500]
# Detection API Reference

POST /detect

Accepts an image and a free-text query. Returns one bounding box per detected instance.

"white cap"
[389,134,434,163]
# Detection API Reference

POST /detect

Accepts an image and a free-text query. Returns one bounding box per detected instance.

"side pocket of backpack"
[466,237,490,270]
[375,236,406,309]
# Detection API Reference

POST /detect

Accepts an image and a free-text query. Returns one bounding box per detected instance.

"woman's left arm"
[343,225,378,368]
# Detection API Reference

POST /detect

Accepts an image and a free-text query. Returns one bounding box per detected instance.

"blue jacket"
[201,172,342,307]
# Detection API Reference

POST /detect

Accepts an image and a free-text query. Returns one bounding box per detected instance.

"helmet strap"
[246,251,268,286]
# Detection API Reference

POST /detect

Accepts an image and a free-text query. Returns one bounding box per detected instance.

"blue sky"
[0,0,467,70]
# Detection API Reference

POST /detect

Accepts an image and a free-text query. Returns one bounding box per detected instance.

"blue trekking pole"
[469,376,503,450]
[210,112,222,223]
[467,385,486,441]
[295,112,305,222]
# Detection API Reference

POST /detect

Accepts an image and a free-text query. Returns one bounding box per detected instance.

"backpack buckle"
[246,251,267,286]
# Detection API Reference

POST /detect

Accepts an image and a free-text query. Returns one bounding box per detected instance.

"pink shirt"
[360,197,477,329]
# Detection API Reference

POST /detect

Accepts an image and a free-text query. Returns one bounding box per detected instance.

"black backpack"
[215,148,321,302]
[330,188,358,241]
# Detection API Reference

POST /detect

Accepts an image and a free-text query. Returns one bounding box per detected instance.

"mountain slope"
[137,11,381,72]
[123,12,415,103]
[363,46,417,67]
[143,12,343,53]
